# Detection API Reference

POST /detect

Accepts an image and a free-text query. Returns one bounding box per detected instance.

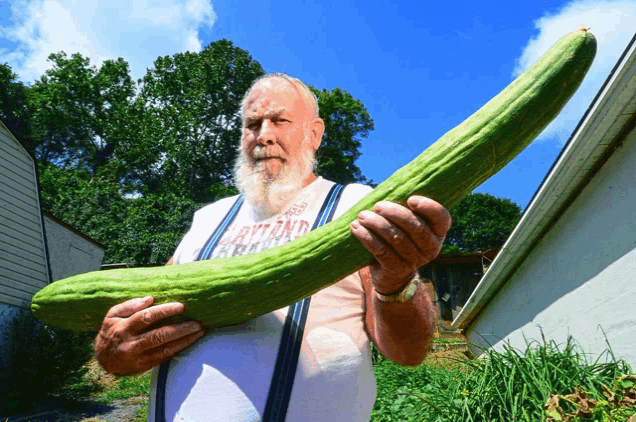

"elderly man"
[94,73,450,421]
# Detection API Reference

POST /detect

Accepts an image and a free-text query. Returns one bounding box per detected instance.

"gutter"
[452,32,636,330]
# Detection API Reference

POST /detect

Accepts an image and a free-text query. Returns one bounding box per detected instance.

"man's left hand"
[350,196,451,294]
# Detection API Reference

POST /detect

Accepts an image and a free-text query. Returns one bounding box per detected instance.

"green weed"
[94,372,151,404]
[372,334,636,421]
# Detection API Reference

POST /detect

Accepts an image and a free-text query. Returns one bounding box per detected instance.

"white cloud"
[1,0,216,83]
[513,0,636,144]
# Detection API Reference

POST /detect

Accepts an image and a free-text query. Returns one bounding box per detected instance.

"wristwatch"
[375,274,420,302]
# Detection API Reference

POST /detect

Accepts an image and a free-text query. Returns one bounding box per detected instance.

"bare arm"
[351,196,450,366]
[359,267,437,366]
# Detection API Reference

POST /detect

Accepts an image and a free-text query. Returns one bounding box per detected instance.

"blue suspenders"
[262,183,344,422]
[155,184,345,422]
[196,195,245,261]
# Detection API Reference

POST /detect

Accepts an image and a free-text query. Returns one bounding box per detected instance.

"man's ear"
[309,117,325,151]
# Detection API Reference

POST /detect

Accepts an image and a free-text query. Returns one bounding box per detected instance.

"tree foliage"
[312,87,374,185]
[4,40,375,265]
[442,193,522,254]
[28,52,136,173]
[0,64,34,153]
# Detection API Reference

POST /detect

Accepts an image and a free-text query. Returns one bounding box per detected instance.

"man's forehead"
[244,79,306,115]
[245,101,286,120]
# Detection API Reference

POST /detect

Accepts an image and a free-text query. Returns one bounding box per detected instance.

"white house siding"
[0,123,49,308]
[43,214,105,281]
[467,127,636,366]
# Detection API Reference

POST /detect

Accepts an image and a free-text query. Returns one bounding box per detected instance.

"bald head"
[241,73,319,122]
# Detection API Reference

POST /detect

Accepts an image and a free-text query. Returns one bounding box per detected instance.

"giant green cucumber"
[31,29,596,332]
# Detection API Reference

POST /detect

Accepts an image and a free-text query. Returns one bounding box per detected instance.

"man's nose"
[257,120,276,145]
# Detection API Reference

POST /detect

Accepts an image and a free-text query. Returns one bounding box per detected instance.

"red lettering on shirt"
[280,219,297,238]
[267,220,284,239]
[283,202,308,219]
[217,225,237,246]
[232,226,250,245]
[297,220,310,238]
[249,224,263,243]
[257,224,271,241]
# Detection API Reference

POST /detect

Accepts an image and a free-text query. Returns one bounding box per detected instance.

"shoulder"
[317,178,373,199]
[172,194,242,265]
[191,194,242,226]
[341,183,373,201]
[318,179,373,219]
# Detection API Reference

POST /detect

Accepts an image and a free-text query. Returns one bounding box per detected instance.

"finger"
[354,209,423,265]
[105,296,154,319]
[143,330,207,367]
[406,196,452,238]
[371,202,431,245]
[132,321,204,353]
[127,302,186,333]
[350,218,414,273]
[371,201,445,261]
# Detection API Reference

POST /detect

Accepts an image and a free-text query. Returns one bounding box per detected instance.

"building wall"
[43,214,105,281]
[0,123,49,308]
[468,127,636,366]
[421,262,482,324]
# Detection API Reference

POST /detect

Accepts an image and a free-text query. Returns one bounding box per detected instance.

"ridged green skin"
[31,29,596,332]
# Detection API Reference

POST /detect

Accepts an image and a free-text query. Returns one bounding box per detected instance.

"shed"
[0,121,105,344]
[420,249,498,328]
[0,121,50,310]
[42,210,105,282]
[453,33,636,366]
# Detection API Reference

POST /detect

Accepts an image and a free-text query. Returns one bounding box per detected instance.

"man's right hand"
[94,296,205,375]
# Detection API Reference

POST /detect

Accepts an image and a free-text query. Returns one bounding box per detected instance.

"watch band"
[375,274,420,302]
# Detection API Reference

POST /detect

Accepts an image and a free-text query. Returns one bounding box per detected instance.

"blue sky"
[1,0,635,209]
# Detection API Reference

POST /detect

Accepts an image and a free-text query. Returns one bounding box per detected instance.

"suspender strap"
[196,195,245,261]
[262,183,345,422]
[154,195,244,422]
[154,361,170,422]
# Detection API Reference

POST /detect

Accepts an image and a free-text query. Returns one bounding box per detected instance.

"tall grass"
[455,336,633,421]
[372,334,636,421]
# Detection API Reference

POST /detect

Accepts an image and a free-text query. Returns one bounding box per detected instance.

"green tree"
[29,52,136,173]
[138,39,264,203]
[442,193,522,254]
[111,193,199,264]
[0,64,34,154]
[312,87,374,185]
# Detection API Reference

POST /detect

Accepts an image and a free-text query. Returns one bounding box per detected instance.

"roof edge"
[42,210,107,250]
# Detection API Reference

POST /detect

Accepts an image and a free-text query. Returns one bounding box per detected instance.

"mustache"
[251,146,288,161]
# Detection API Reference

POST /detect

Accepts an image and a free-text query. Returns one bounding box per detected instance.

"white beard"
[233,134,316,217]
